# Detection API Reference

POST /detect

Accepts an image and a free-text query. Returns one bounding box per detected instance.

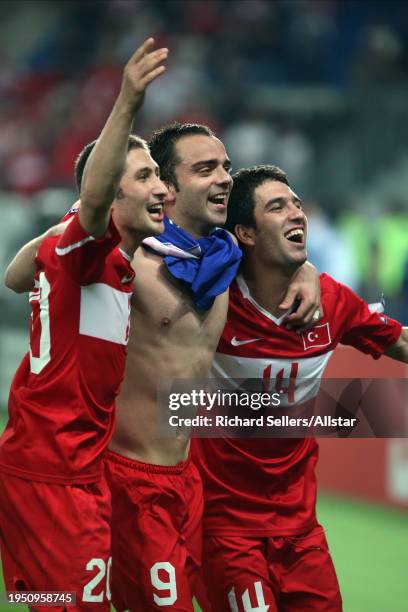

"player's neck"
[119,231,144,259]
[241,260,299,317]
[167,210,213,238]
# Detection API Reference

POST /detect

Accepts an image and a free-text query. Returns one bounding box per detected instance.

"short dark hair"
[226,165,289,233]
[148,122,214,190]
[74,134,149,194]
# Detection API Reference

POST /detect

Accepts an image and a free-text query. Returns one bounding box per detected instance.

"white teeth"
[147,204,162,212]
[285,229,304,239]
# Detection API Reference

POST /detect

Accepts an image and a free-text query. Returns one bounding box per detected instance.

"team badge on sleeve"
[368,293,385,314]
[60,202,80,222]
[302,322,331,350]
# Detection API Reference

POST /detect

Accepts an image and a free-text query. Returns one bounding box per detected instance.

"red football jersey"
[0,214,134,485]
[192,273,402,536]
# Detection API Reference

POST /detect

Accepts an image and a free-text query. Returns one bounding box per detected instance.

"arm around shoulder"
[4,232,48,293]
[280,261,322,330]
[4,221,69,293]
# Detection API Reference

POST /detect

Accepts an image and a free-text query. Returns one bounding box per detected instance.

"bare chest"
[131,250,228,345]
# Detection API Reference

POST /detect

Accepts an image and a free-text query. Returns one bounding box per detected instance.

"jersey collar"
[236,274,290,326]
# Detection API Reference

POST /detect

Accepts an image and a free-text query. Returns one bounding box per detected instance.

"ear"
[164,182,177,207]
[116,187,125,200]
[234,224,256,247]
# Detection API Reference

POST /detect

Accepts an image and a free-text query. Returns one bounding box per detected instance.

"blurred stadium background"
[0,1,407,610]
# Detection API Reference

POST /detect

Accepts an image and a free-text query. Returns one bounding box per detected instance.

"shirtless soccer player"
[0,39,168,611]
[192,165,408,612]
[4,113,321,609]
[102,124,323,611]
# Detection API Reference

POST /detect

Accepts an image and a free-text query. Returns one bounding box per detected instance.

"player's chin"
[146,218,165,235]
[285,245,307,264]
[290,251,307,266]
[208,209,227,227]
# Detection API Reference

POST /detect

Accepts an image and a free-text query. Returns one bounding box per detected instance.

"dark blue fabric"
[155,217,242,310]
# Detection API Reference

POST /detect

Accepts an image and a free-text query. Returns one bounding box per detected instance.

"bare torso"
[109,247,228,465]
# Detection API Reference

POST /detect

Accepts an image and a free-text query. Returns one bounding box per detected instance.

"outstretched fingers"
[140,64,167,88]
[120,38,169,107]
[126,45,168,89]
[127,37,156,65]
[139,47,168,73]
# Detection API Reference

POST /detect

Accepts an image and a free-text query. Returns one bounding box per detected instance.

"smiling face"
[112,147,168,238]
[168,134,233,236]
[238,179,307,270]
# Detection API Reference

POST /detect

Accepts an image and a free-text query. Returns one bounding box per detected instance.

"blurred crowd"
[1,0,408,322]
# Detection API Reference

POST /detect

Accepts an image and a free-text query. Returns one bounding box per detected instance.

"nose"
[152,176,168,198]
[288,202,305,222]
[216,166,233,188]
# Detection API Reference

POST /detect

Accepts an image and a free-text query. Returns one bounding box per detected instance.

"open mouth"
[208,193,228,208]
[146,203,164,221]
[284,228,304,244]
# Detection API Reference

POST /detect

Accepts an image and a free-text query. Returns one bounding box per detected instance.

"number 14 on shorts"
[229,581,270,612]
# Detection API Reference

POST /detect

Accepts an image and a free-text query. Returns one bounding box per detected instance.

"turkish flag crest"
[302,322,331,351]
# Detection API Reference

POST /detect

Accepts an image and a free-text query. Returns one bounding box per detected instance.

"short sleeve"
[54,214,121,284]
[339,283,402,359]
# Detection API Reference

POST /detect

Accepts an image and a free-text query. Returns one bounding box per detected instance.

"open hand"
[120,38,169,111]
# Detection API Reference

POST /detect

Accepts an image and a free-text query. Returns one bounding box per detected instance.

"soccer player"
[0,38,168,611]
[191,165,408,612]
[103,124,323,611]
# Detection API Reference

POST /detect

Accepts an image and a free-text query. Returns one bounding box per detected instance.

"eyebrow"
[134,166,159,176]
[191,158,232,170]
[265,195,302,207]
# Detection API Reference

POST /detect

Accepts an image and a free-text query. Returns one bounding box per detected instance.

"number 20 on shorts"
[82,558,112,603]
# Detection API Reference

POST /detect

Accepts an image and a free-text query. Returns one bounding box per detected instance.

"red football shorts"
[0,472,111,612]
[105,450,207,611]
[202,525,342,611]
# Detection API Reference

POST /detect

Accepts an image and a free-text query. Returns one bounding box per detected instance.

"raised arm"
[4,38,168,293]
[79,38,168,237]
[384,328,408,362]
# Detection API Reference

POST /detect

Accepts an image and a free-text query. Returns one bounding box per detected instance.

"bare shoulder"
[132,245,162,272]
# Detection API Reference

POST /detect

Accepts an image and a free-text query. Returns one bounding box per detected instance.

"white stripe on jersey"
[55,235,95,256]
[119,248,132,262]
[80,283,131,345]
[212,351,333,407]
